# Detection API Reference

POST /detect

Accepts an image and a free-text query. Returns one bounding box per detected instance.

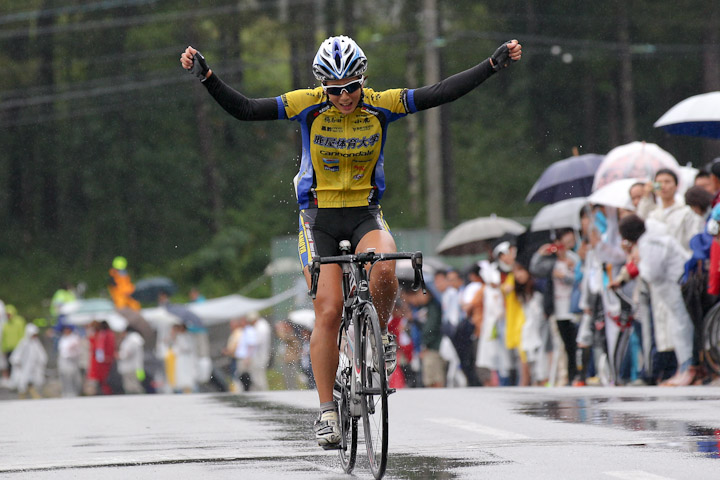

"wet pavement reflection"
[215,395,507,479]
[516,395,720,459]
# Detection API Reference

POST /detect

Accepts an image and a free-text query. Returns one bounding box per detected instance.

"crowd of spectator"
[4,162,720,398]
[388,161,720,389]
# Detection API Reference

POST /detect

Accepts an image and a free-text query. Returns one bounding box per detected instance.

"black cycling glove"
[189,50,210,81]
[490,41,516,72]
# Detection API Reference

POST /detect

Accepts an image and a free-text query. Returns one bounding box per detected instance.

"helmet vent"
[333,39,343,70]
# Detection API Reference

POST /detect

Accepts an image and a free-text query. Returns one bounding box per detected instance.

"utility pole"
[422,0,443,231]
[617,1,637,143]
[703,4,720,161]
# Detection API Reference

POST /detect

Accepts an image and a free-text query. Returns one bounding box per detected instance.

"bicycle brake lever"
[309,258,321,299]
[411,252,427,293]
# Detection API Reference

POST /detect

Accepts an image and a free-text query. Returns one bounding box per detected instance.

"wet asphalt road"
[1,387,719,479]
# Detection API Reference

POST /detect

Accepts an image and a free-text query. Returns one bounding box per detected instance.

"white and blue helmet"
[312,35,368,82]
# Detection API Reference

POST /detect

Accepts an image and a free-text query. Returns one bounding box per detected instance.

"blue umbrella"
[526,153,604,204]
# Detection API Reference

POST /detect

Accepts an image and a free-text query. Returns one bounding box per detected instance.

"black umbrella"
[131,276,178,303]
[526,153,603,204]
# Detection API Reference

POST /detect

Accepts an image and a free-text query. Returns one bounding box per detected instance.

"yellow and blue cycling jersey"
[277,87,416,209]
[202,57,496,210]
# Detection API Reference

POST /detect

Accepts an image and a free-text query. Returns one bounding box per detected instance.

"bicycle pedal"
[388,388,397,395]
[321,442,343,451]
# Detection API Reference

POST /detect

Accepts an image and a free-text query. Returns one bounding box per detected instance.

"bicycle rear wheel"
[703,305,720,375]
[359,304,388,479]
[335,329,357,473]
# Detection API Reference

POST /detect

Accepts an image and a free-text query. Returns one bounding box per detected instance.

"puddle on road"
[216,394,506,479]
[516,395,720,459]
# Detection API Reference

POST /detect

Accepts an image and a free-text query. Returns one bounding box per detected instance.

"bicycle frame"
[309,242,425,480]
[310,246,425,398]
[342,260,371,415]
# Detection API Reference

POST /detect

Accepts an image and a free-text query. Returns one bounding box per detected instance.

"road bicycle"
[702,302,720,376]
[609,287,636,384]
[309,240,426,480]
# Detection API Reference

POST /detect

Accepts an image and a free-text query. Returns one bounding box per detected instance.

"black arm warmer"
[412,58,495,112]
[202,74,279,121]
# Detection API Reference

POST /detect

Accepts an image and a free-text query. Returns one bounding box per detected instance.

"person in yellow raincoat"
[496,241,530,386]
[108,256,141,310]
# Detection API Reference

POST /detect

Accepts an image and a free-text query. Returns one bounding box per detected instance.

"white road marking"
[604,471,676,480]
[426,417,530,440]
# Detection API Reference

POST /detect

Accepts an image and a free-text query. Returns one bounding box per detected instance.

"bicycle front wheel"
[359,304,388,479]
[336,329,357,473]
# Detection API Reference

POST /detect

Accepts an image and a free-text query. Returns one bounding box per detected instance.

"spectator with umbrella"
[618,214,695,386]
[157,290,212,387]
[530,228,581,386]
[636,168,704,254]
[702,161,720,297]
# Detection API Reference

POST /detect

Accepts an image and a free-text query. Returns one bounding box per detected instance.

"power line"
[0,4,237,41]
[0,0,159,26]
[0,0,318,41]
[454,31,702,54]
[0,52,289,112]
[0,63,245,128]
[0,29,702,107]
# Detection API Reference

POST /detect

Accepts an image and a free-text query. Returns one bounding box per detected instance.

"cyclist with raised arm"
[180,35,522,450]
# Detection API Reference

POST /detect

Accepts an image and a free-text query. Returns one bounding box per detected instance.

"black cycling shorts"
[297,206,392,268]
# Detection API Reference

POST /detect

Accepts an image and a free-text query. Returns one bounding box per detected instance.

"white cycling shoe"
[314,410,341,450]
[382,333,398,374]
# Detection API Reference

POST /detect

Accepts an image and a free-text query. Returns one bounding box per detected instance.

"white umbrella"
[677,164,699,196]
[141,307,182,327]
[592,141,679,191]
[654,91,720,139]
[436,215,526,256]
[530,197,588,232]
[288,309,315,331]
[395,258,439,283]
[60,299,129,332]
[587,178,645,210]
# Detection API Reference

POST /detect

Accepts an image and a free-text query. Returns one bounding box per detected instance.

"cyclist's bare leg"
[356,230,398,328]
[304,264,343,404]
